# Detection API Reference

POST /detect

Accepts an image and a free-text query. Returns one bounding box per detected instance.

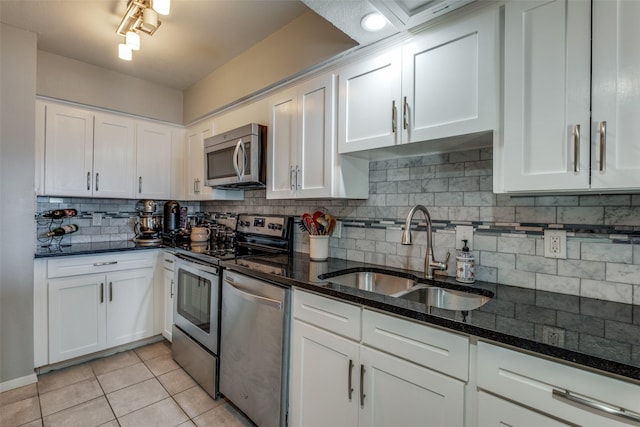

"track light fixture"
[116,0,170,60]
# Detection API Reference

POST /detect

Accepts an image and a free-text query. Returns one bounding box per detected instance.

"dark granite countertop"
[221,252,640,383]
[34,241,161,258]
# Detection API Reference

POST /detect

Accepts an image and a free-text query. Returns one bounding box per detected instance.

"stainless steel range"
[171,214,292,400]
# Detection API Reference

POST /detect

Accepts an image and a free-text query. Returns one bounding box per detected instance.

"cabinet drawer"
[293,290,361,341]
[163,251,175,271]
[477,342,640,426]
[362,309,469,381]
[47,251,157,278]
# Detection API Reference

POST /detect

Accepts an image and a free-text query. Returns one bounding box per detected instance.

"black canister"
[163,201,180,233]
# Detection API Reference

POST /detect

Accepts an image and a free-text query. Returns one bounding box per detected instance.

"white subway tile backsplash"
[474,234,497,251]
[498,268,536,289]
[558,206,605,224]
[515,207,556,224]
[581,242,633,264]
[497,235,536,255]
[557,259,605,280]
[481,252,516,270]
[581,279,633,304]
[606,263,640,285]
[516,254,557,274]
[604,207,640,226]
[536,273,580,295]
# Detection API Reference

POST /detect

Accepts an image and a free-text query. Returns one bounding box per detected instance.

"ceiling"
[1,0,470,92]
[0,0,324,90]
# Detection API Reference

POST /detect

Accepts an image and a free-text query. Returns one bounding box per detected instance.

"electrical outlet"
[333,220,343,238]
[455,225,474,250]
[544,229,567,259]
[542,325,565,347]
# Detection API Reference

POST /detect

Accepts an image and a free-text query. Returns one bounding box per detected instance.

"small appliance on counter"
[133,199,162,246]
[163,200,180,233]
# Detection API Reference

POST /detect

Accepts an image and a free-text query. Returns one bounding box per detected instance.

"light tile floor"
[0,341,255,427]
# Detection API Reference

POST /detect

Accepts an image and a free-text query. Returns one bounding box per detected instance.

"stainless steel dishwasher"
[220,269,290,427]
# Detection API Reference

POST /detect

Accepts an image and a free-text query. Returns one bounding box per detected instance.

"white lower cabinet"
[477,341,640,426]
[40,251,157,365]
[289,290,466,427]
[162,252,174,341]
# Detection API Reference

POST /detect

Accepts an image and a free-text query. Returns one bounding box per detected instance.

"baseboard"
[0,373,38,393]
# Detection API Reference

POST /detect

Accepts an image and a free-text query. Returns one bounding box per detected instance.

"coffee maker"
[133,199,162,246]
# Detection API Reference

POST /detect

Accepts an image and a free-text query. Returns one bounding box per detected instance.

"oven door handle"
[224,278,282,310]
[175,253,220,274]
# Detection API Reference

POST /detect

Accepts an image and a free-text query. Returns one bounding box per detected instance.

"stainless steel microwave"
[204,123,267,189]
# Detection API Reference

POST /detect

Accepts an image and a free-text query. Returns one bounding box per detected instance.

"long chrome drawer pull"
[552,389,640,423]
[100,283,104,303]
[348,359,354,401]
[95,173,100,192]
[93,261,118,266]
[403,96,408,130]
[360,364,366,407]
[87,172,91,191]
[573,124,580,173]
[599,121,607,172]
[109,282,113,302]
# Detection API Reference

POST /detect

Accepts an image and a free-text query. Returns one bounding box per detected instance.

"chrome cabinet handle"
[391,100,397,133]
[296,166,301,189]
[109,282,113,302]
[138,176,142,193]
[573,125,580,173]
[552,389,640,423]
[224,278,282,309]
[239,139,247,179]
[348,359,354,401]
[93,261,118,266]
[170,279,174,299]
[599,121,607,172]
[403,96,408,130]
[100,283,104,303]
[194,178,200,194]
[290,166,296,190]
[95,173,100,191]
[360,365,366,407]
[87,172,91,191]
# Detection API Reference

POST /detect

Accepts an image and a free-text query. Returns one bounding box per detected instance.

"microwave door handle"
[233,139,242,180]
[239,139,247,179]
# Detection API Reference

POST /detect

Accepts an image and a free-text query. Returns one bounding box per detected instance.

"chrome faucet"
[401,205,449,279]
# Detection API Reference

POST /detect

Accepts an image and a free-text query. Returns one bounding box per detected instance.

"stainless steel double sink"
[318,270,492,311]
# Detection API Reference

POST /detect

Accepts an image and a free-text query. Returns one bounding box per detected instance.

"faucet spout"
[401,205,449,279]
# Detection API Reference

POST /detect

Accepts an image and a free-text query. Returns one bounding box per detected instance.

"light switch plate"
[455,225,473,250]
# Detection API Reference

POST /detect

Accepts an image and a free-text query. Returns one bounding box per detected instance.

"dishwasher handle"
[224,277,282,310]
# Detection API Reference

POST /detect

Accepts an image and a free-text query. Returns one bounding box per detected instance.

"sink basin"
[397,285,491,311]
[321,270,416,296]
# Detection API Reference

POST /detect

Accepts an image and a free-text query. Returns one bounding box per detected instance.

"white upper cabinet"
[93,113,136,198]
[41,100,180,199]
[501,0,591,192]
[590,0,640,190]
[269,73,369,199]
[338,6,499,154]
[402,6,498,143]
[135,122,172,199]
[44,103,96,197]
[499,0,640,193]
[338,50,402,153]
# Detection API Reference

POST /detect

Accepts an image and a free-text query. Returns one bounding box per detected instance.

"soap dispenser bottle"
[456,239,476,284]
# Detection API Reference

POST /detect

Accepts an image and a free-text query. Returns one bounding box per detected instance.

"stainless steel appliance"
[133,199,162,246]
[171,214,293,402]
[220,270,290,427]
[163,200,180,233]
[204,123,267,189]
[172,254,220,397]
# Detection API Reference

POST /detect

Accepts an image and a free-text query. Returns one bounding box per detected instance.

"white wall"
[37,51,183,124]
[1,23,37,385]
[183,10,357,124]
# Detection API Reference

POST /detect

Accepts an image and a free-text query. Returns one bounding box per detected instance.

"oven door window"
[177,268,212,333]
[206,140,252,181]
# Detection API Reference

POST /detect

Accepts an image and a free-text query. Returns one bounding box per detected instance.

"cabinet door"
[591,0,640,190]
[402,7,498,143]
[106,268,154,347]
[136,123,172,199]
[163,268,174,341]
[478,392,571,427]
[267,88,297,199]
[359,346,465,427]
[44,103,94,197]
[93,112,135,198]
[185,122,213,199]
[48,274,107,363]
[338,49,402,153]
[289,320,359,427]
[297,73,335,198]
[502,0,591,192]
